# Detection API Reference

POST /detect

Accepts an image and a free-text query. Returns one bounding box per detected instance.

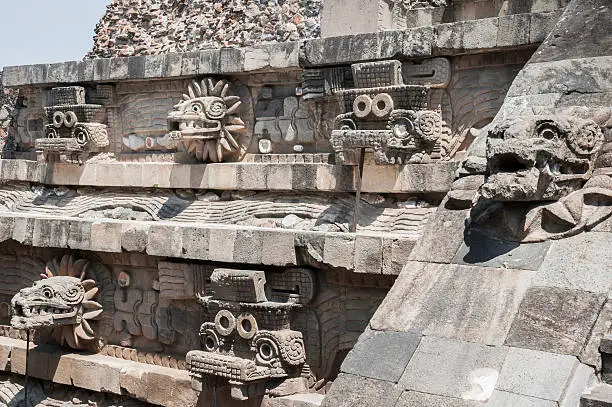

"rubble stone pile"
[87,0,322,58]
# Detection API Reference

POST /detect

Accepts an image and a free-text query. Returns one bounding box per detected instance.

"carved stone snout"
[482,116,604,201]
[11,276,84,330]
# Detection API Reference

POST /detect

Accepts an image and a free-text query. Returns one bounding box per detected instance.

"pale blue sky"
[0,1,109,69]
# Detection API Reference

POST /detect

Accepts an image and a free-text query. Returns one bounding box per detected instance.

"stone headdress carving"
[11,255,103,350]
[167,78,247,162]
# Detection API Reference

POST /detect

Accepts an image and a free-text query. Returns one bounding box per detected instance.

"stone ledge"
[0,213,415,274]
[301,11,561,67]
[0,159,457,193]
[0,337,197,407]
[2,42,301,87]
[2,12,561,87]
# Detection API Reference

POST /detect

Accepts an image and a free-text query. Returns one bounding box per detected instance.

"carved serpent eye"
[190,102,204,114]
[42,286,54,299]
[535,121,560,140]
[257,339,278,361]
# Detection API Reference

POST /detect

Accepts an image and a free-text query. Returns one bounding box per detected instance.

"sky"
[0,1,109,69]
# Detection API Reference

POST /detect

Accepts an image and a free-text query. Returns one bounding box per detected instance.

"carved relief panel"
[186,266,393,400]
[119,78,254,163]
[253,86,315,154]
[327,58,453,165]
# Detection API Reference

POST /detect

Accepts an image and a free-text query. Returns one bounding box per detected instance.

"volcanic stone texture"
[88,0,322,58]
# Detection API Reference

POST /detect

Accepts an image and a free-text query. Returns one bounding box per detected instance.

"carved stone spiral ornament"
[416,110,443,144]
[275,330,307,366]
[567,120,604,156]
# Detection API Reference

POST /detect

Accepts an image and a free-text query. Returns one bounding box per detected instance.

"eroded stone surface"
[496,347,577,401]
[504,287,606,355]
[320,373,402,407]
[340,330,421,382]
[398,336,508,399]
[371,262,531,345]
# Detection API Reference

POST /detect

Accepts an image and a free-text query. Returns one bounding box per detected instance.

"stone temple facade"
[0,0,610,406]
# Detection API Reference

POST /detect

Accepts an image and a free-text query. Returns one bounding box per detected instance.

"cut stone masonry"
[0,1,609,406]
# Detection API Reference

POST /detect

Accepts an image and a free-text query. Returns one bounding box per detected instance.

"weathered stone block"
[143,53,164,78]
[497,14,530,47]
[181,226,210,259]
[398,336,507,400]
[219,48,245,73]
[560,363,595,407]
[32,218,68,248]
[372,262,530,345]
[507,57,612,98]
[266,393,325,407]
[580,383,612,407]
[504,287,606,355]
[67,220,92,251]
[0,217,14,242]
[109,57,129,80]
[320,373,402,407]
[261,229,297,266]
[90,221,122,252]
[208,227,237,263]
[179,52,200,76]
[453,229,551,270]
[233,228,264,264]
[341,330,421,382]
[12,216,35,245]
[323,234,355,270]
[485,390,557,407]
[163,53,182,77]
[534,232,612,293]
[198,49,221,74]
[395,391,479,407]
[147,224,183,257]
[0,343,9,371]
[354,234,383,274]
[70,354,122,393]
[145,368,198,407]
[127,55,146,78]
[581,300,612,371]
[119,365,148,400]
[529,11,563,44]
[409,205,468,263]
[497,347,577,401]
[121,223,150,253]
[402,26,434,57]
[388,238,415,275]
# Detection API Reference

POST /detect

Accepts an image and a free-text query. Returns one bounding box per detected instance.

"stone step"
[581,384,612,407]
[266,393,324,407]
